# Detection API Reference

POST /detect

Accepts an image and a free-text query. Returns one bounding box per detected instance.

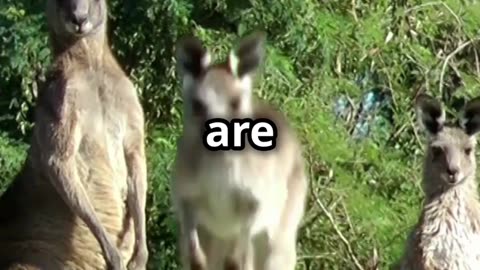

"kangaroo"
[171,32,308,270]
[0,0,148,269]
[396,94,480,270]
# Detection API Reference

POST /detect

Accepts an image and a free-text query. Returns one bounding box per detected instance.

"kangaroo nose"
[446,167,460,184]
[447,167,458,176]
[72,13,88,26]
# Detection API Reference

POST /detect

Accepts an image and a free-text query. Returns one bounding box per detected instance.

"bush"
[0,133,26,192]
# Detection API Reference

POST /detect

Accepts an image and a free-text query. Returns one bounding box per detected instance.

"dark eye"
[192,99,206,117]
[230,98,240,111]
[431,146,443,159]
[465,147,473,156]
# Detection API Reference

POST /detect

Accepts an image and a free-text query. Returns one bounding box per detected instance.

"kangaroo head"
[176,32,266,134]
[416,94,480,192]
[46,0,107,37]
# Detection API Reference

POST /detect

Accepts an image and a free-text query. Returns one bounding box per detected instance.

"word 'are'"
[203,118,277,151]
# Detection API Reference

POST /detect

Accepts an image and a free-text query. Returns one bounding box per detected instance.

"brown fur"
[0,1,148,269]
[173,32,308,270]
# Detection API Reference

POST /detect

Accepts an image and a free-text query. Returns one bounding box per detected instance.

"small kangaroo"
[396,94,480,270]
[172,32,308,270]
[0,0,147,269]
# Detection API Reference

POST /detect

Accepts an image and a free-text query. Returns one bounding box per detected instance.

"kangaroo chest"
[419,202,480,270]
[194,154,287,239]
[74,74,129,200]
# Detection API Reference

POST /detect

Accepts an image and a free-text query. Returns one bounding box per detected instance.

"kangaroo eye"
[192,99,206,117]
[230,98,240,111]
[465,147,473,156]
[431,146,443,159]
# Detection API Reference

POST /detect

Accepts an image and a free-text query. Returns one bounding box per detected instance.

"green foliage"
[0,133,26,193]
[0,1,49,135]
[1,0,480,269]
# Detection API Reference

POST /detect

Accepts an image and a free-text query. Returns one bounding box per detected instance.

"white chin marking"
[66,20,94,36]
[81,21,93,33]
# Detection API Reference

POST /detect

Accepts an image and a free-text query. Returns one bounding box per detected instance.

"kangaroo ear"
[461,96,480,136]
[415,94,445,135]
[176,36,211,79]
[228,31,266,80]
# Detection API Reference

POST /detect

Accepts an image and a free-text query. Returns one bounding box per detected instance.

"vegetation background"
[1,0,480,269]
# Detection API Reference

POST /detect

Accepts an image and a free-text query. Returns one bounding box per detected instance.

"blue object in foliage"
[333,86,393,140]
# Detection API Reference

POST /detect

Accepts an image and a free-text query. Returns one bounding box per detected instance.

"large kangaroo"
[0,0,148,269]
